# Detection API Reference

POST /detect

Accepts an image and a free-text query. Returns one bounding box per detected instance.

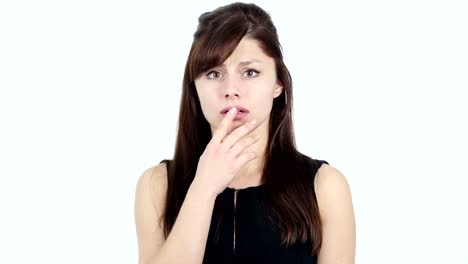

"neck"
[228,118,269,188]
[210,115,271,188]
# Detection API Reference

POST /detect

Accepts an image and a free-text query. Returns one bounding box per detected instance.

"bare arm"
[134,164,217,264]
[315,164,356,264]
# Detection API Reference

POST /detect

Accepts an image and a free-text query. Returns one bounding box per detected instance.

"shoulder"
[136,162,168,197]
[299,154,352,206]
[313,163,354,220]
[134,162,168,219]
[134,162,169,262]
[312,163,356,261]
[314,163,349,193]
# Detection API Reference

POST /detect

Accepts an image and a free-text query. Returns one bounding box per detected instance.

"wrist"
[188,180,218,202]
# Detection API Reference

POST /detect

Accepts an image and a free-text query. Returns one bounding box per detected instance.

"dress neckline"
[225,184,265,192]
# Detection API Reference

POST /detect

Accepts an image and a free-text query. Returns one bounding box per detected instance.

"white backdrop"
[0,0,467,263]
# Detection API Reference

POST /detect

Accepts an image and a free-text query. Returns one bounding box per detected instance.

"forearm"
[148,183,216,264]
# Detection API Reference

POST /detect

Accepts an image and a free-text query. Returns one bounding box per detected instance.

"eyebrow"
[217,59,263,68]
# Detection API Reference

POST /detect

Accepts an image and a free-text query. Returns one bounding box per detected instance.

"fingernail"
[229,107,238,114]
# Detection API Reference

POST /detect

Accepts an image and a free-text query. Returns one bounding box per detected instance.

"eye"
[206,70,221,79]
[244,69,260,78]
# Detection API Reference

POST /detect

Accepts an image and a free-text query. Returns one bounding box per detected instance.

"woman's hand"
[192,107,260,197]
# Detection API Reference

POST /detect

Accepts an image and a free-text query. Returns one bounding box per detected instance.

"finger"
[212,107,238,143]
[233,151,259,169]
[227,135,260,159]
[220,118,257,151]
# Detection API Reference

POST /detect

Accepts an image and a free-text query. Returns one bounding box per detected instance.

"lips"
[220,105,250,114]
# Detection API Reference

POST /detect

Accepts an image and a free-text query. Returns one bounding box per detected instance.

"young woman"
[134,3,355,264]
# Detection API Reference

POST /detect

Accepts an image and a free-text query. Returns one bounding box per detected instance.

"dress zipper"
[233,188,239,254]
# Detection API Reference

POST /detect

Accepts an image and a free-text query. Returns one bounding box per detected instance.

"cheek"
[251,90,275,114]
[196,90,219,122]
[195,84,210,105]
[196,83,218,102]
[249,82,277,99]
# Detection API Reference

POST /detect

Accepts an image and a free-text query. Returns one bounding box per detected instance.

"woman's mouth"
[220,106,250,121]
[221,110,249,121]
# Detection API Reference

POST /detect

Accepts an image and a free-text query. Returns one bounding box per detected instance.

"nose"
[223,77,240,99]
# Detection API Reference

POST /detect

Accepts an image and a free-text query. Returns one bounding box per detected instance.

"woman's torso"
[160,155,329,264]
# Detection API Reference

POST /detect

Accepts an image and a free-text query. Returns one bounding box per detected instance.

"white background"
[1,0,467,263]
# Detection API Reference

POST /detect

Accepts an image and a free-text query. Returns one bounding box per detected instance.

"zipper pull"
[233,188,239,254]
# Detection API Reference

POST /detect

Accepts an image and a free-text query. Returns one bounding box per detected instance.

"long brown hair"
[162,2,322,255]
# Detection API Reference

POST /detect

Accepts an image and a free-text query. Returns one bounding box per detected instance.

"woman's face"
[194,37,283,135]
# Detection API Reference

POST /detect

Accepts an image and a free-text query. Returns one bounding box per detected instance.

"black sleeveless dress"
[160,155,329,264]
